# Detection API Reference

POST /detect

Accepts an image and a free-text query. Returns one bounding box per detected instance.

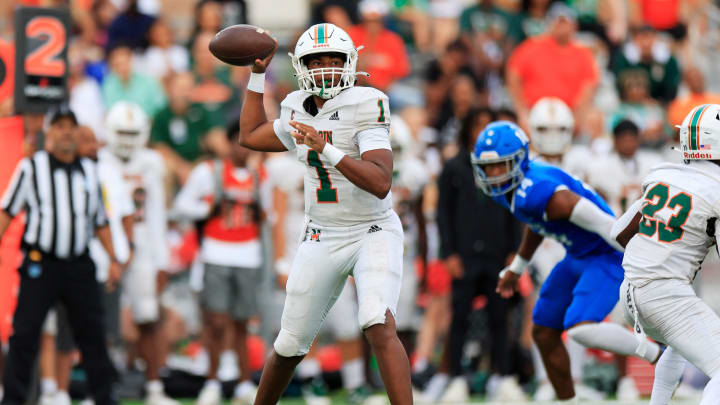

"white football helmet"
[105,101,150,159]
[678,104,720,160]
[290,23,364,99]
[390,114,412,162]
[528,97,575,156]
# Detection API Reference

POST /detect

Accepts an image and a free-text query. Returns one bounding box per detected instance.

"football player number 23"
[308,151,338,203]
[25,17,67,77]
[638,183,692,243]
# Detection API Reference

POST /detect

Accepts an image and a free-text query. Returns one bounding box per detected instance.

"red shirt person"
[348,0,411,92]
[507,3,598,123]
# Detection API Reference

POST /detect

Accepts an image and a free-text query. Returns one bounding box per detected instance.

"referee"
[0,106,120,405]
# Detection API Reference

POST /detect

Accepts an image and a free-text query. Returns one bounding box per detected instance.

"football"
[209,24,276,66]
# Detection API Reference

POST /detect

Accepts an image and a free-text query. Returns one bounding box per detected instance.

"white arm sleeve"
[356,127,391,154]
[273,117,296,151]
[172,164,214,220]
[610,198,644,243]
[569,197,625,252]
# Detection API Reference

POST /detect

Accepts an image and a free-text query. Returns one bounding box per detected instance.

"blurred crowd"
[3,0,720,402]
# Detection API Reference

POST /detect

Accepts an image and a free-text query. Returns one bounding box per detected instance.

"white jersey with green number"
[273,87,393,227]
[624,161,720,287]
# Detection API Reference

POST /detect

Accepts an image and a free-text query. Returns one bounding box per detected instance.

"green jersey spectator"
[459,0,525,44]
[610,26,681,104]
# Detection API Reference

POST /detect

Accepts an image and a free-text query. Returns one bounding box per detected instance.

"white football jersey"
[587,150,662,215]
[103,148,169,270]
[393,156,428,261]
[274,87,394,226]
[89,148,135,281]
[266,153,306,258]
[624,161,720,286]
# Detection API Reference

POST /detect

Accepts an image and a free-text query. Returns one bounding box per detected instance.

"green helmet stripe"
[690,104,708,150]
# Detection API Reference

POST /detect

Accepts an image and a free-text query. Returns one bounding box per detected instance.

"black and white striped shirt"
[1,151,108,260]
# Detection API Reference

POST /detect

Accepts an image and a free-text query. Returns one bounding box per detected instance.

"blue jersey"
[492,161,615,258]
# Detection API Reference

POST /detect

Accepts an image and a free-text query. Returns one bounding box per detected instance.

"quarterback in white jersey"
[104,102,178,405]
[238,23,412,405]
[612,104,720,405]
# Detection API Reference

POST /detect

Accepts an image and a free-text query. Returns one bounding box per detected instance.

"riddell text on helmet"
[684,152,712,159]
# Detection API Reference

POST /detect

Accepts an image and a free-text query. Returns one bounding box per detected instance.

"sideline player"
[105,102,177,405]
[471,121,660,401]
[238,23,412,405]
[612,104,720,405]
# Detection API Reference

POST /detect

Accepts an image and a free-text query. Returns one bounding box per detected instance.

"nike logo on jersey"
[329,111,339,121]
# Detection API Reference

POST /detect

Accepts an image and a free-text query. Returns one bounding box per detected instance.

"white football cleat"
[54,391,72,405]
[492,376,528,401]
[39,392,56,405]
[422,373,450,402]
[146,391,181,405]
[533,380,555,401]
[231,380,257,405]
[196,381,222,405]
[616,376,640,400]
[439,376,470,403]
[574,383,605,400]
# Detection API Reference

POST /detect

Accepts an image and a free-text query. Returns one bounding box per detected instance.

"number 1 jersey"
[273,87,394,226]
[624,161,720,286]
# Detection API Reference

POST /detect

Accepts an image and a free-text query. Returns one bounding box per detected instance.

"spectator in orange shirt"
[348,0,411,92]
[506,3,598,124]
[667,66,720,127]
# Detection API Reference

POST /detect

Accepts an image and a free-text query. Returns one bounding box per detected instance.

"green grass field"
[114,399,698,404]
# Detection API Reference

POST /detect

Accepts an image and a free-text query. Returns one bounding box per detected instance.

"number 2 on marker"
[25,17,66,77]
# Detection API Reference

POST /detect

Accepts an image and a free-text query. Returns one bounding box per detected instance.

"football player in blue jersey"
[471,121,661,401]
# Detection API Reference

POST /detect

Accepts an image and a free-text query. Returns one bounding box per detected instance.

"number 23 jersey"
[273,87,393,226]
[623,161,720,286]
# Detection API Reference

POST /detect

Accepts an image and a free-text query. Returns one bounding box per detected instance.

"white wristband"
[275,257,291,276]
[507,254,529,275]
[247,72,265,93]
[321,143,345,166]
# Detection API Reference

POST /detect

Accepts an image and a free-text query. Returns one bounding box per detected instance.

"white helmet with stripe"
[528,97,575,156]
[290,23,364,99]
[105,101,149,159]
[678,104,720,160]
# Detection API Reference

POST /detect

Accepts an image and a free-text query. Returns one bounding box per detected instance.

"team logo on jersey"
[329,111,339,121]
[310,228,321,242]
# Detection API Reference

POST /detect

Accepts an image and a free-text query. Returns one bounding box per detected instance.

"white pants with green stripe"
[273,212,404,357]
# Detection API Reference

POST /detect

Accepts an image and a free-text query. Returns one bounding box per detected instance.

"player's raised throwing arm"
[238,41,288,152]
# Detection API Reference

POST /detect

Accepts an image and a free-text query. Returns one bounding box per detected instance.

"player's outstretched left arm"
[290,121,392,199]
[547,189,624,251]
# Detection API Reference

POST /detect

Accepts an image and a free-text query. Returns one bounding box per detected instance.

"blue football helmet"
[471,121,530,196]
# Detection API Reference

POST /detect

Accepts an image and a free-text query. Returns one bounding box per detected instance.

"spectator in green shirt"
[610,25,681,104]
[459,0,525,45]
[102,43,167,118]
[151,72,225,185]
